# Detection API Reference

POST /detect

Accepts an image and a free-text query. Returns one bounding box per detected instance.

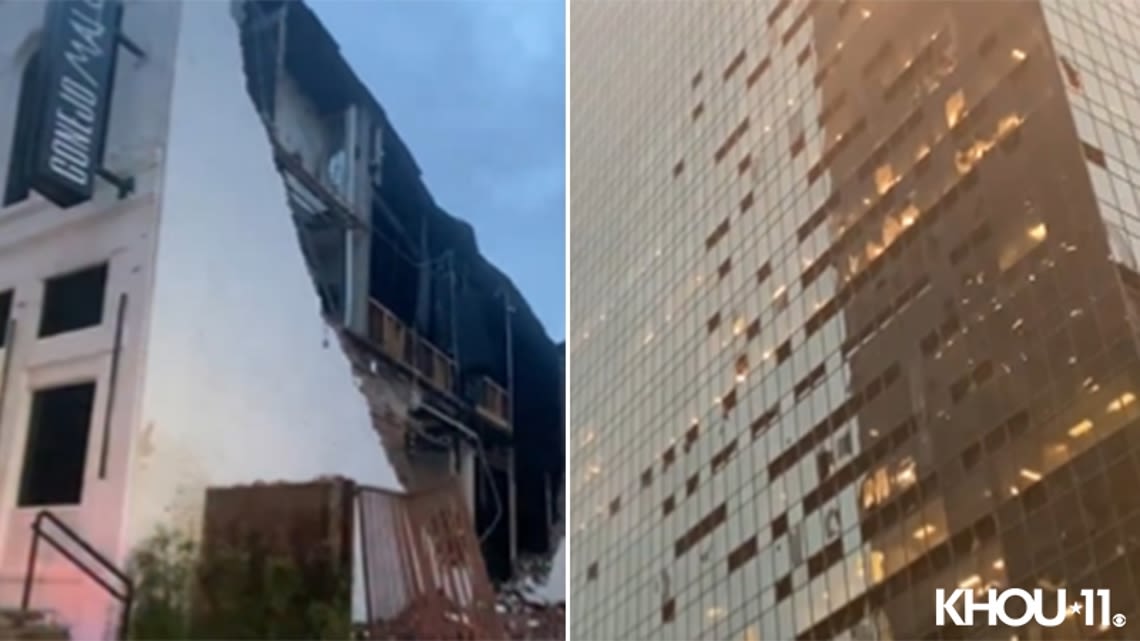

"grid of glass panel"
[571,2,1140,640]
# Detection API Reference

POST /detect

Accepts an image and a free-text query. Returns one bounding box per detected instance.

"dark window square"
[19,381,97,507]
[39,263,108,338]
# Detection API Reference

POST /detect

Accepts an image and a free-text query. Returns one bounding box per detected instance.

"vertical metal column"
[503,290,517,568]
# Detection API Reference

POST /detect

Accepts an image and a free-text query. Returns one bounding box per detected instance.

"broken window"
[757,262,773,285]
[1083,141,1107,168]
[723,49,746,81]
[837,431,853,457]
[788,524,805,566]
[1059,56,1082,91]
[775,340,792,364]
[707,312,721,334]
[717,258,733,280]
[19,382,97,507]
[39,263,109,338]
[816,449,834,482]
[722,388,738,415]
[4,51,42,207]
[825,508,841,539]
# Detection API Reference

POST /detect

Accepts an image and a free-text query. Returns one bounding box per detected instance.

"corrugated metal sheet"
[357,481,505,640]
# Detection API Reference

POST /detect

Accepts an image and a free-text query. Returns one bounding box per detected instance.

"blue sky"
[310,1,566,342]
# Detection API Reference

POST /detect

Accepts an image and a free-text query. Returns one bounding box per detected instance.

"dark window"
[1083,141,1107,168]
[775,574,792,601]
[771,512,789,538]
[707,312,721,334]
[740,192,754,213]
[727,536,758,573]
[775,340,792,364]
[717,258,732,280]
[5,51,42,207]
[39,263,108,338]
[0,290,11,347]
[662,598,676,623]
[19,382,97,507]
[683,422,700,453]
[587,562,598,581]
[722,388,737,414]
[746,318,760,340]
[756,262,772,285]
[723,49,746,81]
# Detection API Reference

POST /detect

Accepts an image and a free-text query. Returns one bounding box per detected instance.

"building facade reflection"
[570,1,1140,639]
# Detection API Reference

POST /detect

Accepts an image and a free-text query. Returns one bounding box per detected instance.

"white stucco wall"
[0,0,404,635]
[0,2,180,637]
[122,0,401,552]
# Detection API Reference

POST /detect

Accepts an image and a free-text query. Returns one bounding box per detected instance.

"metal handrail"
[21,510,134,639]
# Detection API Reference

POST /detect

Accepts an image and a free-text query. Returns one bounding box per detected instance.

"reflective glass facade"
[570,1,1140,640]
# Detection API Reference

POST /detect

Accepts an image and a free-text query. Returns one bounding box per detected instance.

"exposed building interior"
[232,0,564,584]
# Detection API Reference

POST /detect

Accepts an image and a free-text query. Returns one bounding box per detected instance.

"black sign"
[31,0,123,208]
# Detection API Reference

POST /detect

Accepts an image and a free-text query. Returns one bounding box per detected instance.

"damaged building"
[0,0,562,638]
[234,0,564,582]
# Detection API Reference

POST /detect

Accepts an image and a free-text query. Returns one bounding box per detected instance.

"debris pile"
[496,589,565,641]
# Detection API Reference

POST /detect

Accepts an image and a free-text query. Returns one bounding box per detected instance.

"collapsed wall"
[233,0,565,582]
[125,0,403,560]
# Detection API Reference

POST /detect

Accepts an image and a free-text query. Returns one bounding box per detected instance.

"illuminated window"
[945,89,966,128]
[874,164,897,195]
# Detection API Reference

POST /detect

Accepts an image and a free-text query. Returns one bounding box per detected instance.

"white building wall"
[121,0,402,566]
[0,2,182,637]
[0,0,403,636]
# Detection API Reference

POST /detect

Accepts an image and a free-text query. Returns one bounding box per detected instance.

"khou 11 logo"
[935,588,1127,628]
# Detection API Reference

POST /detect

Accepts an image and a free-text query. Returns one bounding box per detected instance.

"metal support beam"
[116,32,146,60]
[96,168,134,200]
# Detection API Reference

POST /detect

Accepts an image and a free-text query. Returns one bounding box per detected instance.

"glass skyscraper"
[570,1,1140,639]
